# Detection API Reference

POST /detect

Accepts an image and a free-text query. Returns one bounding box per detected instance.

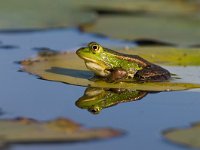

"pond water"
[0,29,199,150]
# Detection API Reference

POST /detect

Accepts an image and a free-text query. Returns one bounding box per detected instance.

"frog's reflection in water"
[76,87,159,114]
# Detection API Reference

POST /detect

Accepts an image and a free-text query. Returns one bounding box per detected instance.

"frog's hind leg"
[134,65,171,82]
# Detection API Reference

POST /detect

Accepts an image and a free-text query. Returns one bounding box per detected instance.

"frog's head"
[76,42,112,76]
[88,105,102,114]
[75,87,105,114]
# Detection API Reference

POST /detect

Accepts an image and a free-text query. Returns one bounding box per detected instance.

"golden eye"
[91,44,99,51]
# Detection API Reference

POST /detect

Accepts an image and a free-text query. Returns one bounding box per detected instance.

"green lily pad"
[20,47,200,91]
[1,0,200,35]
[163,122,200,148]
[81,15,200,46]
[79,0,200,17]
[0,117,122,147]
[0,0,96,31]
[119,47,200,66]
[1,0,200,46]
[78,0,200,46]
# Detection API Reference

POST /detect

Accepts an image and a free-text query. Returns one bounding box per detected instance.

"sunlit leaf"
[120,47,200,66]
[20,47,200,91]
[0,117,122,146]
[163,122,200,148]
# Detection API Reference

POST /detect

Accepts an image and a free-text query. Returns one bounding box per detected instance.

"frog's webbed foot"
[134,65,171,82]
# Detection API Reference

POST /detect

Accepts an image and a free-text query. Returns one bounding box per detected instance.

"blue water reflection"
[0,29,198,150]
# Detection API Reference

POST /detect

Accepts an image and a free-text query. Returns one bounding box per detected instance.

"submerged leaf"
[0,117,122,146]
[163,122,200,148]
[20,47,200,91]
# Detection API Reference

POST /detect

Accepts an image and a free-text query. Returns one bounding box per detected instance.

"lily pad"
[79,0,200,17]
[0,117,122,147]
[81,15,200,46]
[1,0,200,46]
[119,47,200,66]
[79,0,200,46]
[20,47,200,91]
[163,122,200,148]
[0,0,96,31]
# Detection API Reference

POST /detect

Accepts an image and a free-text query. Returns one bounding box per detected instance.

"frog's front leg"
[106,68,128,82]
[89,67,128,82]
[88,69,111,82]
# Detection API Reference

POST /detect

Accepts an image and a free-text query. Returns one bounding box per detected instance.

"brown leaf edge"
[0,117,124,145]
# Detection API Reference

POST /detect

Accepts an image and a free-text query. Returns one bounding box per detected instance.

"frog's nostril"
[76,49,81,55]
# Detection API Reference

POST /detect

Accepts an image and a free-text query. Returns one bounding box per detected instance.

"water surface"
[0,29,198,150]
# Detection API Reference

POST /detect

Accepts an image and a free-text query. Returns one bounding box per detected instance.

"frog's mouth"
[77,53,111,76]
[81,57,98,64]
[79,55,106,69]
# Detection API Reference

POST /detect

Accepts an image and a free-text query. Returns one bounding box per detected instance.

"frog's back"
[105,48,171,81]
[105,48,151,67]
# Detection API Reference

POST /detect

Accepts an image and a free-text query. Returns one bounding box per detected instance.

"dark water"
[0,29,199,150]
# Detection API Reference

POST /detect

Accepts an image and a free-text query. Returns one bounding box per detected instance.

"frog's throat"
[85,61,110,77]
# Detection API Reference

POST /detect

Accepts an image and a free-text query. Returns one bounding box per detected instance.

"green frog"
[76,42,171,82]
[76,87,148,114]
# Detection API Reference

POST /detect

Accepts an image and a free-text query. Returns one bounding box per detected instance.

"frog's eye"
[91,44,99,52]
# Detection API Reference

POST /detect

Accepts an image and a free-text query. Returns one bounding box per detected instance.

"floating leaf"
[79,0,200,46]
[0,0,199,46]
[0,117,122,147]
[1,0,200,35]
[20,47,200,91]
[163,122,200,148]
[81,15,200,46]
[1,0,200,46]
[79,0,200,17]
[119,47,200,66]
[0,0,96,31]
